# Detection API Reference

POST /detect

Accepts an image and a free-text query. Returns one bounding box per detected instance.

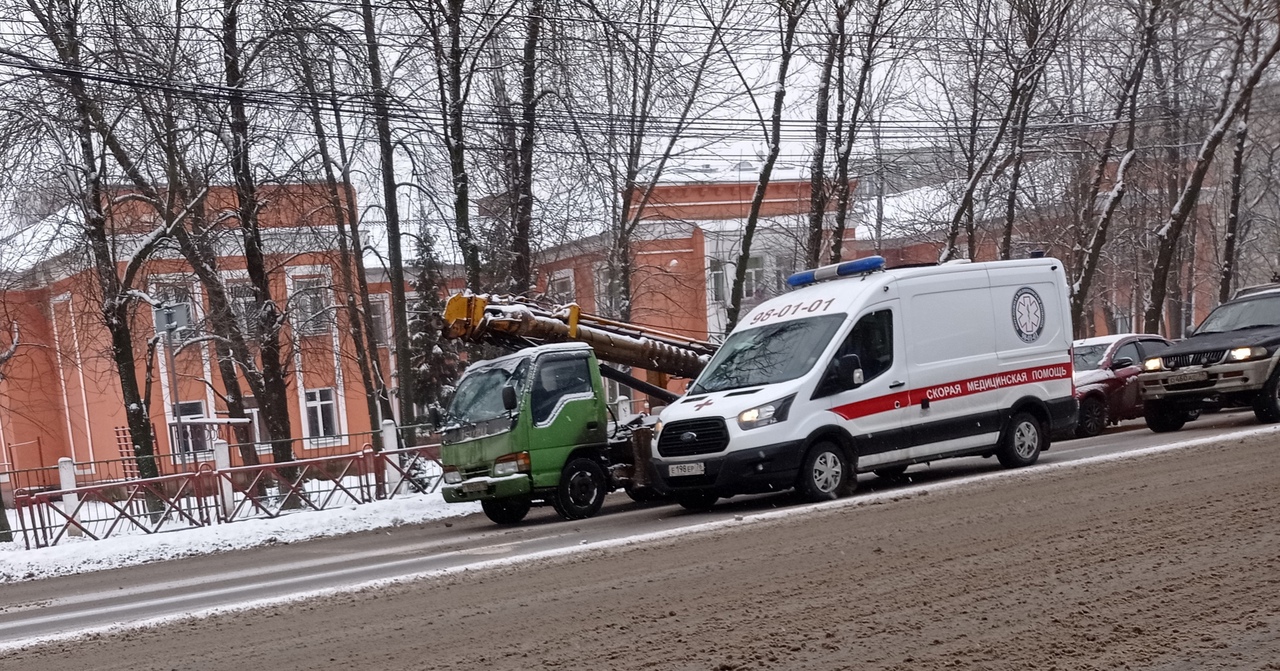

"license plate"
[1168,371,1209,385]
[461,480,489,493]
[668,463,705,477]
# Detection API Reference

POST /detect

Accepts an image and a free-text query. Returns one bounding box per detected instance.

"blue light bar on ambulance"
[787,255,886,287]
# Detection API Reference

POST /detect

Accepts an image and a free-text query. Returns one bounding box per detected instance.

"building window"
[305,388,339,440]
[229,282,260,338]
[368,299,389,346]
[172,400,209,456]
[548,270,575,305]
[241,397,271,453]
[743,256,766,299]
[709,260,726,302]
[292,278,331,336]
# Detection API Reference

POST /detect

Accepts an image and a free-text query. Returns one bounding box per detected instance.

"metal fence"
[4,422,443,549]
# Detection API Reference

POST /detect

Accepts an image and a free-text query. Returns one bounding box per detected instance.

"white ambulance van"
[651,256,1076,510]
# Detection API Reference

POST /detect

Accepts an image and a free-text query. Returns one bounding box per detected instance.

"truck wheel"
[1144,401,1187,433]
[1253,367,1280,423]
[1075,396,1107,438]
[997,412,1043,468]
[674,491,718,511]
[796,441,852,502]
[481,498,530,525]
[872,465,909,481]
[553,458,607,520]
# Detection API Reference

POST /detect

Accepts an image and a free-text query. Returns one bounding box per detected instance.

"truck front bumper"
[649,440,806,497]
[441,473,533,503]
[1140,358,1274,402]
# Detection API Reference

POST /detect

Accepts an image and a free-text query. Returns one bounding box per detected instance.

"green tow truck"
[439,343,660,523]
[435,294,714,524]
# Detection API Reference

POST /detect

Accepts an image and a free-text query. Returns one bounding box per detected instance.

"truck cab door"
[820,303,910,468]
[524,353,606,488]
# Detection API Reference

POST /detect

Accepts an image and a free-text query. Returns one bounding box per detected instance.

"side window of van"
[815,309,893,397]
[531,357,593,424]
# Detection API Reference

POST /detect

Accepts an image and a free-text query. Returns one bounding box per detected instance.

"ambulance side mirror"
[838,353,864,387]
[502,385,518,411]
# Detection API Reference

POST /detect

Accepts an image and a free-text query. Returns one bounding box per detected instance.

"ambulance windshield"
[691,313,846,394]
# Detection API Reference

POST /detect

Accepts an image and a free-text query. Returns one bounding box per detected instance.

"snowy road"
[0,410,1270,651]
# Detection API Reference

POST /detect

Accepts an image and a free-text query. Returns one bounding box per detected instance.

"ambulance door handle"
[889,380,906,389]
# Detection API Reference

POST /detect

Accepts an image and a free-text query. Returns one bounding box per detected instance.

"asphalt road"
[0,410,1267,648]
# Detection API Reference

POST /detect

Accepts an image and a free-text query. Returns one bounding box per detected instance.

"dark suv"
[1139,290,1280,431]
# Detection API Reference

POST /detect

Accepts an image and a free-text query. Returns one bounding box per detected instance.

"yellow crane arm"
[443,293,714,380]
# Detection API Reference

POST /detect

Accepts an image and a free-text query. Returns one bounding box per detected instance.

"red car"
[1072,334,1174,438]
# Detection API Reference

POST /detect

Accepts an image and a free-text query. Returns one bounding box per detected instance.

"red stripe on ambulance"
[831,362,1072,421]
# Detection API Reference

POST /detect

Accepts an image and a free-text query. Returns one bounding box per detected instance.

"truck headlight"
[1228,346,1268,361]
[493,451,531,477]
[737,395,796,430]
[1143,357,1163,372]
[442,466,462,484]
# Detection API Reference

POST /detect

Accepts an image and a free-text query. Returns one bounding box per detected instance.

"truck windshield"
[691,313,846,394]
[1195,295,1280,334]
[447,358,529,424]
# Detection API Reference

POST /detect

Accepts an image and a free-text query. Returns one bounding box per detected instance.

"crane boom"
[442,293,715,380]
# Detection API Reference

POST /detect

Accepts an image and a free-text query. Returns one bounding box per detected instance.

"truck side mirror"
[1110,357,1134,370]
[501,384,518,411]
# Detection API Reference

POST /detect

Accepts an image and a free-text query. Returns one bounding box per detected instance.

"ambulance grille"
[1162,350,1226,369]
[657,418,729,457]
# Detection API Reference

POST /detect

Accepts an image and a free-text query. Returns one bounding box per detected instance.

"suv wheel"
[1253,367,1280,423]
[1144,401,1187,433]
[997,412,1043,468]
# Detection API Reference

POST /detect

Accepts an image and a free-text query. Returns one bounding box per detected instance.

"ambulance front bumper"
[649,440,806,496]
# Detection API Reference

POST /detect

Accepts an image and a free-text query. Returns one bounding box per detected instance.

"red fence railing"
[9,435,442,549]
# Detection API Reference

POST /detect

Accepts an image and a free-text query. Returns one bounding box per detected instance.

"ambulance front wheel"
[997,412,1043,468]
[797,441,854,502]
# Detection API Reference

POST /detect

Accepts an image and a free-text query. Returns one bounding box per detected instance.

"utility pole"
[162,302,190,466]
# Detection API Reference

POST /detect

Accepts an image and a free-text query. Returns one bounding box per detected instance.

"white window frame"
[291,277,332,337]
[369,295,390,347]
[172,400,211,459]
[304,388,341,447]
[548,268,575,305]
[709,259,726,303]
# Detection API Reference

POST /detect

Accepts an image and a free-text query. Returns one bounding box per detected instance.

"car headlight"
[493,451,531,477]
[1143,357,1163,372]
[654,419,663,441]
[1228,346,1269,361]
[737,395,796,430]
[442,466,462,484]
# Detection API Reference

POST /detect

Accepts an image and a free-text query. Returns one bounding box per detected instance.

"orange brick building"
[0,185,395,481]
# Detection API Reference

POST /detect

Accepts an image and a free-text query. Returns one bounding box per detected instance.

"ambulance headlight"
[1142,357,1163,372]
[737,395,796,430]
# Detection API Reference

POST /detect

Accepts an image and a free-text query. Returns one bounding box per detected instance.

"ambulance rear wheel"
[481,498,530,525]
[553,458,607,520]
[797,441,852,501]
[997,412,1043,468]
[873,465,909,481]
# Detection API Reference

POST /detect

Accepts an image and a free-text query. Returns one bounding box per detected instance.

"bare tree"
[725,0,811,330]
[1145,4,1280,334]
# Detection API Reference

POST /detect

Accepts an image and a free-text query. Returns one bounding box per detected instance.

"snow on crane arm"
[442,293,715,380]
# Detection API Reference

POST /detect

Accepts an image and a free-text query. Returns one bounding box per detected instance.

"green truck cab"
[439,342,621,524]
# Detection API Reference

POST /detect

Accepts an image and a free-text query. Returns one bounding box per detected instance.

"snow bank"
[0,493,479,584]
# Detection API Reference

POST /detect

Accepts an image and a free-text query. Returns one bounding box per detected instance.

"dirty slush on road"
[6,435,1280,671]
